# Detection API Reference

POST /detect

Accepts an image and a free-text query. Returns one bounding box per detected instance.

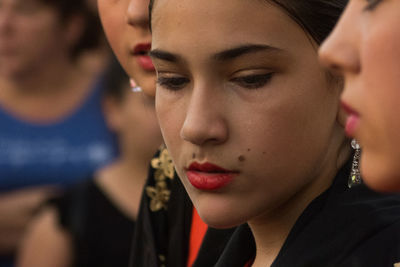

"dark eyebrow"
[149,49,179,62]
[149,44,282,63]
[213,44,282,61]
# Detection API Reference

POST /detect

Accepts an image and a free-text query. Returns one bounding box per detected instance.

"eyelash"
[156,76,189,91]
[230,73,273,89]
[157,73,273,92]
[364,0,382,11]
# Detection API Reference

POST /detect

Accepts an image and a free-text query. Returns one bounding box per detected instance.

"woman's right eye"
[156,76,190,91]
[363,0,383,11]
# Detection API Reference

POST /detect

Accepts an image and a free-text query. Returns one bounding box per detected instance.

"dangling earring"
[348,139,362,188]
[130,78,142,93]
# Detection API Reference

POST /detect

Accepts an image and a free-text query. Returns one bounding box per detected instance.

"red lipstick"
[132,43,155,71]
[341,101,360,137]
[186,162,238,190]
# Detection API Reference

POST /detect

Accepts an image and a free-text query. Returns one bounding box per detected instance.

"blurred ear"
[102,96,123,133]
[63,14,85,50]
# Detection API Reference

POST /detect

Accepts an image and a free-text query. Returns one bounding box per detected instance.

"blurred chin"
[361,152,400,193]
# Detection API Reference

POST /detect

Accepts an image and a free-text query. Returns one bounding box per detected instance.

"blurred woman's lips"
[341,101,360,137]
[132,43,155,71]
[186,162,239,190]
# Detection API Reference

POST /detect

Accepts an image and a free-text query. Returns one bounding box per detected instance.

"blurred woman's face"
[98,0,157,97]
[0,0,72,77]
[107,89,162,160]
[151,0,345,228]
[319,1,400,192]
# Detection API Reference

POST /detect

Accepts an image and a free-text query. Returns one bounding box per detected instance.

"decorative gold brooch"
[146,146,175,212]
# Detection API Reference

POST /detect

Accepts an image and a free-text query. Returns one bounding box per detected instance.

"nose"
[180,87,228,147]
[319,3,360,75]
[126,0,150,28]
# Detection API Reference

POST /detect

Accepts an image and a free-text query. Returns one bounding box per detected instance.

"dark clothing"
[215,162,400,267]
[130,147,235,267]
[50,178,135,267]
[131,147,400,267]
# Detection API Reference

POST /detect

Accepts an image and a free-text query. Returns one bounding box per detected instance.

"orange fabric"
[244,257,255,267]
[186,208,208,267]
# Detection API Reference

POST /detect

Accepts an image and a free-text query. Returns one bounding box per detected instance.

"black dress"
[49,178,135,267]
[215,161,400,267]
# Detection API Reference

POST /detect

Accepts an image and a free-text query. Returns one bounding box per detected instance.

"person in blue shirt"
[17,60,162,267]
[0,0,117,264]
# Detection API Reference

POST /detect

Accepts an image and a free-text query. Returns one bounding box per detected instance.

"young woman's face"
[151,0,345,228]
[0,0,72,77]
[97,0,157,97]
[319,1,400,192]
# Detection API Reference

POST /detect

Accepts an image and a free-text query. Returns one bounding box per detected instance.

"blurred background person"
[319,0,400,192]
[0,0,118,265]
[17,60,162,267]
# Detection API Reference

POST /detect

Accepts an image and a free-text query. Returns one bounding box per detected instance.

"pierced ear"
[102,96,123,133]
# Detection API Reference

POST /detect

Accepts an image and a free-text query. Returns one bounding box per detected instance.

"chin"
[200,213,245,229]
[193,195,249,229]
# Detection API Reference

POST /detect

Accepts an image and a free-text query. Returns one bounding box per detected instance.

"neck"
[95,149,156,220]
[0,56,94,122]
[249,135,351,267]
[112,156,150,185]
[248,198,311,267]
[1,57,79,96]
[99,143,159,200]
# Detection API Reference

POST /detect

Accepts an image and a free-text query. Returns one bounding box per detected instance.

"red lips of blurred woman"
[132,43,155,71]
[186,162,239,191]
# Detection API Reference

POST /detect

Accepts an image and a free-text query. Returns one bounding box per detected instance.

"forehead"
[151,0,307,53]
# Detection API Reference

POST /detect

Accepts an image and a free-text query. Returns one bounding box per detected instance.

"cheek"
[21,25,60,58]
[155,93,182,146]
[23,20,55,42]
[102,18,122,54]
[98,3,125,59]
[362,28,400,138]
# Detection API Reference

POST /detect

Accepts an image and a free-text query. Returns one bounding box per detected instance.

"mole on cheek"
[247,148,251,152]
[238,155,246,162]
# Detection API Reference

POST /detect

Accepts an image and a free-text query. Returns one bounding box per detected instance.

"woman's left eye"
[363,0,383,11]
[231,73,273,89]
